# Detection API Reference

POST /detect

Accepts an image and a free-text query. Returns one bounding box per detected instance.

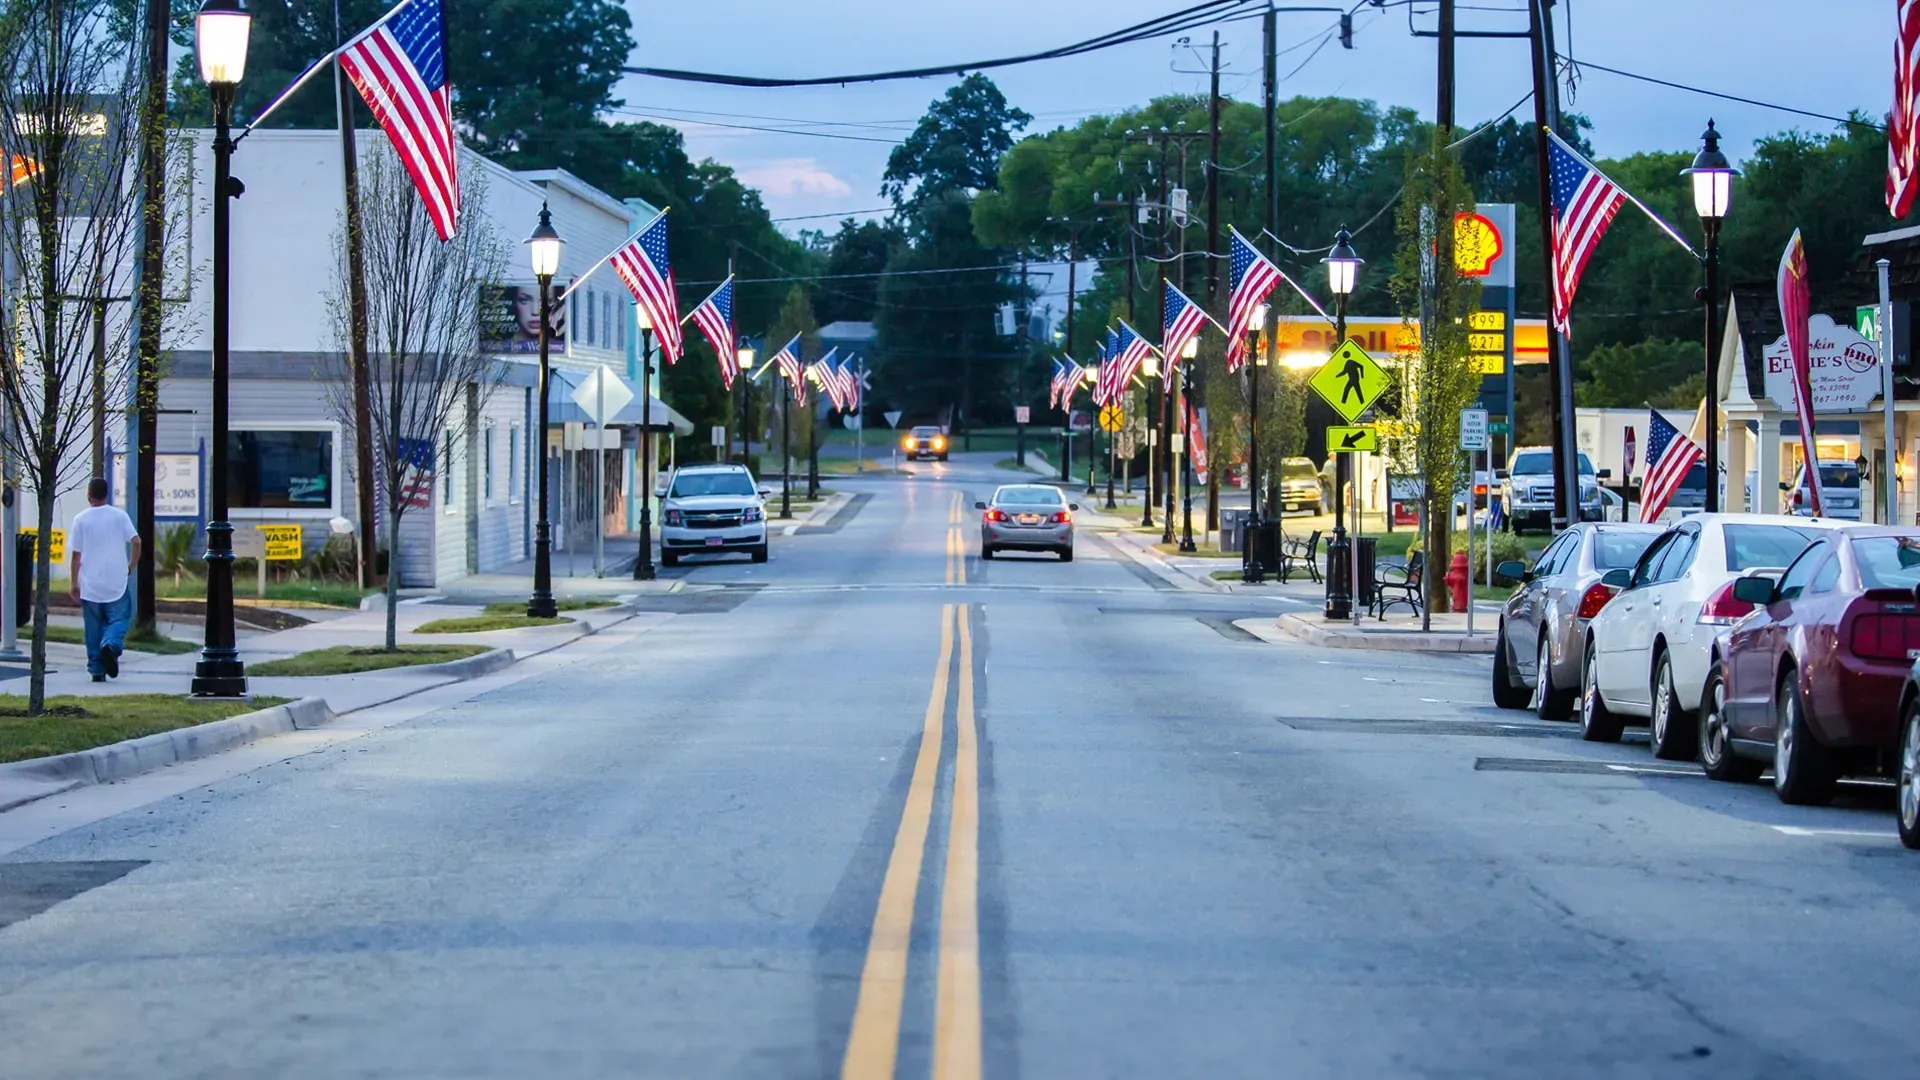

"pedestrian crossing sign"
[1309,339,1390,424]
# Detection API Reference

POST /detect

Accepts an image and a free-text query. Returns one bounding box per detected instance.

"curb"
[1272,612,1496,653]
[1097,529,1225,593]
[0,696,334,813]
[419,647,516,680]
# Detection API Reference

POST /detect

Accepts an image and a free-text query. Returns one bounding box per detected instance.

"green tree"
[883,73,1030,216]
[1575,339,1703,408]
[814,219,903,326]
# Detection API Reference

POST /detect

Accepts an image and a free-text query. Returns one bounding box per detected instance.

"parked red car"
[1701,527,1920,805]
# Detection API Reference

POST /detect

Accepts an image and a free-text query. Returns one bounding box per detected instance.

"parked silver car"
[976,485,1075,561]
[1492,522,1663,718]
[1787,460,1863,521]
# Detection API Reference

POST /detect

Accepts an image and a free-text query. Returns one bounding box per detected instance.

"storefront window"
[228,430,333,510]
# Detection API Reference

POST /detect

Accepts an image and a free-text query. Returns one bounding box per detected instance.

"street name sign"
[1310,339,1390,423]
[1459,408,1489,451]
[1327,425,1377,453]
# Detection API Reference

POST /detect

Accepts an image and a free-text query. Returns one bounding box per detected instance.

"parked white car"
[1578,513,1845,755]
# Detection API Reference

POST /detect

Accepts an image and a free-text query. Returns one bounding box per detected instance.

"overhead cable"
[1564,56,1882,133]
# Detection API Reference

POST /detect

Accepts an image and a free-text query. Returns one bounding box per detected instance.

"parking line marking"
[935,603,982,1080]
[841,604,954,1079]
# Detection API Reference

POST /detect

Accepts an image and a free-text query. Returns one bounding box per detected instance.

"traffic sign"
[1327,425,1377,453]
[710,425,726,447]
[570,366,632,427]
[842,414,863,430]
[1309,339,1390,423]
[1015,405,1031,424]
[1098,406,1124,433]
[1489,420,1511,435]
[884,410,903,428]
[1460,408,1489,451]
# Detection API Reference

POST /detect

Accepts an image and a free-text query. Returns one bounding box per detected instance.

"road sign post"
[1312,340,1392,621]
[571,367,632,578]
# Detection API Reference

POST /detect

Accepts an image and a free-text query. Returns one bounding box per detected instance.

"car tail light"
[983,508,1007,522]
[1575,581,1616,621]
[1850,611,1920,660]
[1473,484,1487,497]
[664,509,683,527]
[1697,580,1755,625]
[1050,510,1071,524]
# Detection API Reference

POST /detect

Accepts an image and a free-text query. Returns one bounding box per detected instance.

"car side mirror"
[1600,568,1632,590]
[757,486,772,498]
[1778,481,1792,492]
[973,501,987,510]
[1596,468,1612,480]
[1495,559,1529,583]
[654,480,669,498]
[1731,576,1777,605]
[1494,469,1509,481]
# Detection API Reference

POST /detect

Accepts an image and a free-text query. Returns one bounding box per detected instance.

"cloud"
[735,158,855,199]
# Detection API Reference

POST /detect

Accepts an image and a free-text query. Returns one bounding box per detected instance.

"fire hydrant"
[1445,548,1471,612]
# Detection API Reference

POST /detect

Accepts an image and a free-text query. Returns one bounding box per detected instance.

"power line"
[1564,56,1883,133]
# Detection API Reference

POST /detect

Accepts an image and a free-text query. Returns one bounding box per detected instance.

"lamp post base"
[529,531,558,618]
[190,656,247,698]
[1324,530,1352,620]
[633,510,657,581]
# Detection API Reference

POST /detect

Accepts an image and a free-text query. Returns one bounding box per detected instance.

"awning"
[545,368,693,434]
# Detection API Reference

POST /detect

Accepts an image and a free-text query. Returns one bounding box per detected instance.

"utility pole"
[726,242,739,461]
[1438,0,1457,129]
[1016,254,1028,467]
[1527,0,1578,530]
[337,0,377,588]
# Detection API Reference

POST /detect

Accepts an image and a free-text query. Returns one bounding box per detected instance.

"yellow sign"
[1476,354,1506,375]
[1468,310,1506,331]
[1327,425,1378,453]
[259,524,304,561]
[1098,406,1124,433]
[1309,339,1392,423]
[20,528,63,563]
[1454,211,1503,277]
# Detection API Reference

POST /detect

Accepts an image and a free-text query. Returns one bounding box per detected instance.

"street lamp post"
[1685,121,1733,514]
[1178,337,1199,552]
[737,342,755,467]
[525,205,563,618]
[633,310,656,581]
[1244,303,1269,585]
[1322,227,1362,622]
[190,0,251,697]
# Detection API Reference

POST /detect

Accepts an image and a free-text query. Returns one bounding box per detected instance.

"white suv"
[658,464,769,567]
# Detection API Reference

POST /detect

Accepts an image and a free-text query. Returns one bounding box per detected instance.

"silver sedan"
[1491,522,1662,719]
[976,485,1076,561]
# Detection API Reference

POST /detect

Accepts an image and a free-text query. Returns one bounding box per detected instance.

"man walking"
[68,478,141,682]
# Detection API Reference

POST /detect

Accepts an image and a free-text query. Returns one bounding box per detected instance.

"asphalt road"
[3,453,1919,1078]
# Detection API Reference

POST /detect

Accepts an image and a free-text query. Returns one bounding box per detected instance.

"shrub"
[1407,529,1529,584]
[156,523,197,585]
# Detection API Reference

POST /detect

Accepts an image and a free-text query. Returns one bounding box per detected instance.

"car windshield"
[996,487,1065,506]
[1722,524,1825,570]
[1595,530,1658,569]
[911,427,940,437]
[670,471,756,498]
[1281,459,1317,480]
[1511,452,1594,476]
[1853,536,1920,589]
[1800,463,1860,489]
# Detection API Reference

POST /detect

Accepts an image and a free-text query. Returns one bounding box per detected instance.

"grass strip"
[35,625,197,654]
[249,644,489,677]
[480,599,613,617]
[0,693,292,763]
[413,614,571,634]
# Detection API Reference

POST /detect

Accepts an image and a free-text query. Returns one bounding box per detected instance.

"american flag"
[338,0,461,241]
[1778,229,1824,515]
[1112,321,1155,390]
[1049,359,1072,411]
[396,436,436,510]
[1639,410,1703,524]
[1546,131,1626,337]
[771,333,806,403]
[6,154,37,190]
[1225,228,1280,371]
[1893,0,1920,217]
[609,211,683,364]
[687,277,735,390]
[808,348,844,411]
[1098,328,1123,406]
[1162,281,1211,374]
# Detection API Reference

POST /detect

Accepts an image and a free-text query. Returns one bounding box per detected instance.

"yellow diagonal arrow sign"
[1326,425,1377,453]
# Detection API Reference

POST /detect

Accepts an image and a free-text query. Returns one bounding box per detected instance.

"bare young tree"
[325,147,505,649]
[0,0,180,711]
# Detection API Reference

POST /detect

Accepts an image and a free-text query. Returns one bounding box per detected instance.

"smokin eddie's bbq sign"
[1762,314,1883,413]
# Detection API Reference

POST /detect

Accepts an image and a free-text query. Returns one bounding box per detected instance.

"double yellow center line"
[945,492,969,584]
[841,602,982,1080]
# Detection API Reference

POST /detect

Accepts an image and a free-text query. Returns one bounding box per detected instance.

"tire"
[1532,633,1575,720]
[1649,650,1699,761]
[981,544,995,560]
[1059,545,1074,563]
[750,544,768,564]
[1700,664,1763,783]
[1773,669,1838,806]
[1580,646,1624,743]
[1898,699,1920,850]
[1491,623,1529,709]
[661,550,679,568]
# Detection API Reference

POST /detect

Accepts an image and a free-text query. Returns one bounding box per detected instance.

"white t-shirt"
[69,504,137,603]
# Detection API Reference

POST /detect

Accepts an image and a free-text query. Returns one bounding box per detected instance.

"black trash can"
[15,533,32,627]
[1354,536,1378,616]
[1249,520,1281,576]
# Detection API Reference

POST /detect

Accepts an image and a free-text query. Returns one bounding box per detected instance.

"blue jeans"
[82,592,132,676]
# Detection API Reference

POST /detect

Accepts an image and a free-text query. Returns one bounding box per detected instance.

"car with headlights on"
[1704,528,1920,807]
[657,463,769,567]
[976,485,1075,561]
[905,425,949,462]
[1579,513,1843,753]
[1491,522,1663,719]
[1500,447,1605,533]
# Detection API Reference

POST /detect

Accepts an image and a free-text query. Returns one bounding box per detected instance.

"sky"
[615,0,1889,235]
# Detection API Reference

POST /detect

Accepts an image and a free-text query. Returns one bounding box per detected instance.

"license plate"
[1285,503,1299,511]
[705,537,724,547]
[1017,514,1041,524]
